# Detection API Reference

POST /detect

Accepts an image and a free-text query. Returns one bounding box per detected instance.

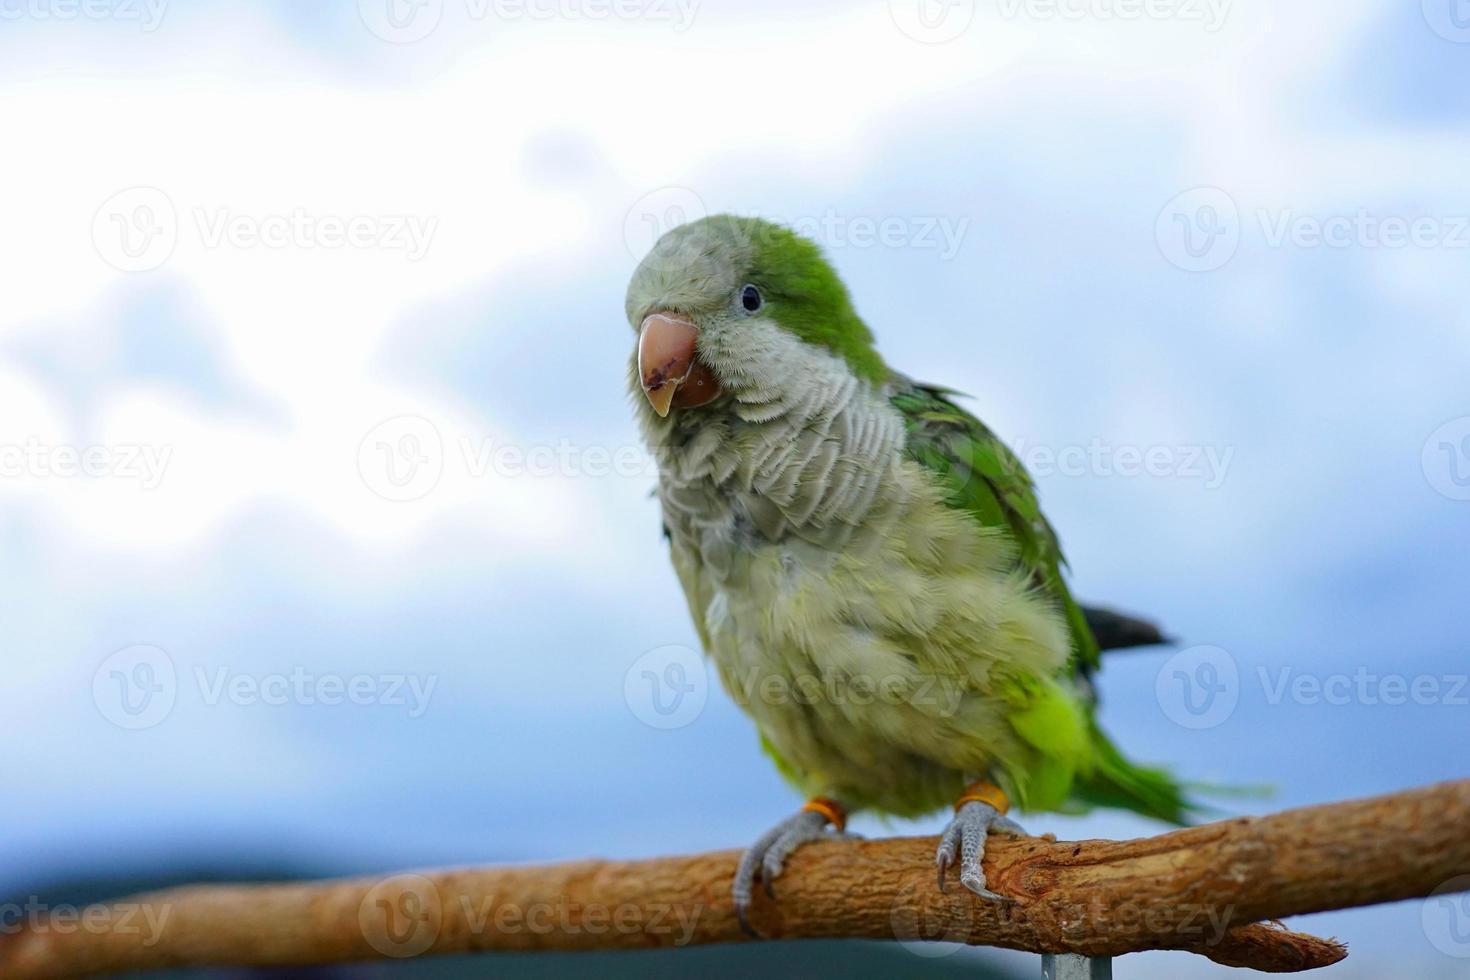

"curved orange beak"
[637,312,721,417]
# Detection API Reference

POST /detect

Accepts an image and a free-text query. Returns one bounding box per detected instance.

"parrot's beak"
[637,312,721,417]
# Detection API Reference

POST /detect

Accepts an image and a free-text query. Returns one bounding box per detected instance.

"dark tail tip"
[1082,605,1171,652]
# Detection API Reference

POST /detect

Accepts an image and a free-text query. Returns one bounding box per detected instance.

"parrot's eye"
[739,284,764,314]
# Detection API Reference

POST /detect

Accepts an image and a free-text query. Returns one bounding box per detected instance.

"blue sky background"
[1,1,1468,977]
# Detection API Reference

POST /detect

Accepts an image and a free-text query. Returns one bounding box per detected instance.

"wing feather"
[890,379,1102,673]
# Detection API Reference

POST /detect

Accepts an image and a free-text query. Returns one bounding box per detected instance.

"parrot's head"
[625,215,887,419]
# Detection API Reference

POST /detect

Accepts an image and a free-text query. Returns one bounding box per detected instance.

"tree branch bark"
[4,780,1467,978]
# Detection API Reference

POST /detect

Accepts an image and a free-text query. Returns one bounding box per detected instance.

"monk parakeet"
[625,215,1189,927]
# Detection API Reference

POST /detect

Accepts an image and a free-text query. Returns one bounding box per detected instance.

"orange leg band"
[801,796,847,831]
[955,780,1009,814]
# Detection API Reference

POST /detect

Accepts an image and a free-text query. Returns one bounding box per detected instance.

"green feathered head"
[626,215,887,417]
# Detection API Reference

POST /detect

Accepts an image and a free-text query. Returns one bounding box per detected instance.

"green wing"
[893,380,1200,824]
[891,380,1101,674]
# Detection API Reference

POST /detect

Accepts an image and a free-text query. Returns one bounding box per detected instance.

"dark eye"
[740,284,764,313]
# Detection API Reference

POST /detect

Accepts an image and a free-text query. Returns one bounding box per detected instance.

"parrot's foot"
[734,797,855,936]
[935,781,1025,902]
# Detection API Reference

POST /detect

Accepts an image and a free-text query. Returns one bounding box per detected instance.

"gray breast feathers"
[654,353,907,561]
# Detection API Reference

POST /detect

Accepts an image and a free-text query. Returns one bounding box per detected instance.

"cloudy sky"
[1,1,1468,976]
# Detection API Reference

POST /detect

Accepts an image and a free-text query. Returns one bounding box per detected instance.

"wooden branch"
[4,781,1467,978]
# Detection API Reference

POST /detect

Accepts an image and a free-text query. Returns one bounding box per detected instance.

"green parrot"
[625,214,1191,926]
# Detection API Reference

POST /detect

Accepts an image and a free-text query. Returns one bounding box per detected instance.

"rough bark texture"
[4,780,1468,978]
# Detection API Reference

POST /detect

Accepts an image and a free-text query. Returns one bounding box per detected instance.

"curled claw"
[732,804,852,935]
[935,800,1026,902]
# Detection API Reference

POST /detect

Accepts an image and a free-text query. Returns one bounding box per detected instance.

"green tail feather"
[1071,724,1201,825]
